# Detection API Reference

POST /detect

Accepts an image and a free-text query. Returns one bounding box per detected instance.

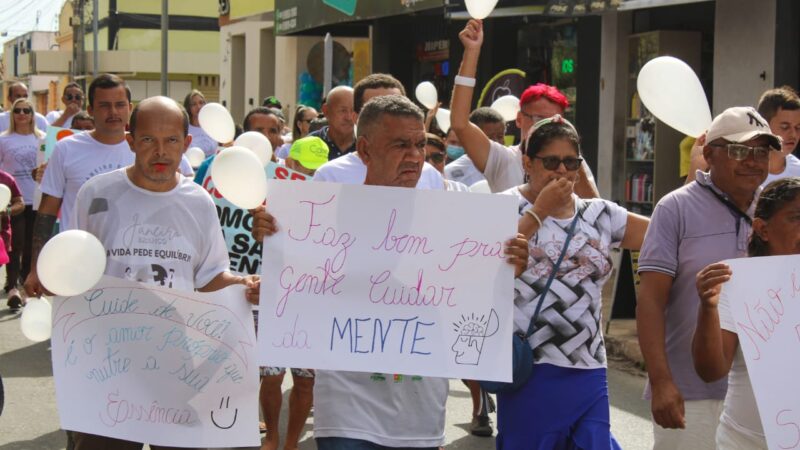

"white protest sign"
[723,255,800,450]
[51,275,259,447]
[259,181,517,381]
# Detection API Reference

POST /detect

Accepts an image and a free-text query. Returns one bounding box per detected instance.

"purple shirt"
[0,169,21,252]
[638,171,754,401]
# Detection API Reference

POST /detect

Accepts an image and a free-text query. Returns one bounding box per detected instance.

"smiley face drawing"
[451,309,499,365]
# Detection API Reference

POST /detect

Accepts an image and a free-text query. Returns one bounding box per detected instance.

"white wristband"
[454,75,476,88]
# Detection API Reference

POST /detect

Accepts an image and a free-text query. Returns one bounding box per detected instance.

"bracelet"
[525,208,543,229]
[454,75,476,88]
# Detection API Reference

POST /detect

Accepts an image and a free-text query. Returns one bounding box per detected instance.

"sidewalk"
[605,319,645,370]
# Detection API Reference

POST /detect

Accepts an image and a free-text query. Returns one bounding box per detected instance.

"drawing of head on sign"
[451,309,499,365]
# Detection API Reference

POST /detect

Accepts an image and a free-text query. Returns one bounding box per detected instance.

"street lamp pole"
[161,0,168,96]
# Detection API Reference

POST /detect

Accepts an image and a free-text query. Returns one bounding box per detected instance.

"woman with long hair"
[276,105,318,160]
[0,98,45,307]
[693,177,800,449]
[183,90,218,157]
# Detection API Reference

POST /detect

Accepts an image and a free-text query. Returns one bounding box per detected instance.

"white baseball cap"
[705,106,781,149]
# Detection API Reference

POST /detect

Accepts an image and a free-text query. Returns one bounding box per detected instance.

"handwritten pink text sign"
[723,256,800,450]
[50,276,260,447]
[259,181,517,381]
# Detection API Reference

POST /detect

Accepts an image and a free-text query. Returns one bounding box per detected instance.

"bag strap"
[523,200,585,339]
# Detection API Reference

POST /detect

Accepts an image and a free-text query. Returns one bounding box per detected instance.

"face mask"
[446,145,465,160]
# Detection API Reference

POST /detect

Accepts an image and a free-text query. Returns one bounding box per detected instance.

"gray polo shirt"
[638,171,755,401]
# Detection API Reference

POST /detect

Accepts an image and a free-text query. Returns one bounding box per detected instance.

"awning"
[275,0,446,35]
[445,0,711,19]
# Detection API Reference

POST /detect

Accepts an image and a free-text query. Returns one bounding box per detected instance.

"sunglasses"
[65,94,83,101]
[426,152,445,163]
[13,108,32,115]
[708,143,772,162]
[533,155,583,171]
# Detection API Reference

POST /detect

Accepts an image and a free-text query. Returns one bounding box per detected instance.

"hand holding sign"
[199,103,235,144]
[210,147,268,209]
[637,56,712,138]
[38,230,106,296]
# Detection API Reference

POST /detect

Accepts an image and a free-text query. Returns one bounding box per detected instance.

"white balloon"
[637,56,712,138]
[415,81,438,110]
[20,297,51,342]
[234,132,273,166]
[38,230,107,297]
[490,95,520,122]
[210,146,268,210]
[0,184,10,210]
[198,103,235,144]
[436,108,451,134]
[185,147,206,168]
[465,0,499,19]
[470,180,491,193]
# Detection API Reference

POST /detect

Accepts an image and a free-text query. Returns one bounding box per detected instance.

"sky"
[0,0,66,53]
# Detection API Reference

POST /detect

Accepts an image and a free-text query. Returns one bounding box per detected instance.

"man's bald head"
[129,96,189,137]
[325,86,354,110]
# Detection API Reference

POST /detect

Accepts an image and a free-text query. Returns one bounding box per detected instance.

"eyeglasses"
[13,108,32,115]
[65,94,83,101]
[533,155,583,171]
[520,111,546,123]
[426,152,445,164]
[708,143,772,162]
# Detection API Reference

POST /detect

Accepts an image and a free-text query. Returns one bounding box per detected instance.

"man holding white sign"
[63,96,260,449]
[252,94,528,450]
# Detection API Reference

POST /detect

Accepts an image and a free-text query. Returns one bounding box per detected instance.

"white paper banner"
[51,275,260,447]
[259,181,517,381]
[724,255,800,450]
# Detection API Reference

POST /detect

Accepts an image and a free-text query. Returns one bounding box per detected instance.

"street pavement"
[0,303,654,450]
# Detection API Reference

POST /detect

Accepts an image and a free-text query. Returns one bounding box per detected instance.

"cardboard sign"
[723,255,800,450]
[259,180,517,381]
[50,276,260,447]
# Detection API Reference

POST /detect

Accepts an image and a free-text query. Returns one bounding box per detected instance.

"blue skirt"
[496,363,622,450]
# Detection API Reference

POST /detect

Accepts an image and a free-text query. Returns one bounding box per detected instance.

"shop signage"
[276,0,445,35]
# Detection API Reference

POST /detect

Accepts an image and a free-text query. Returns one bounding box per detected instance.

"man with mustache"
[637,107,781,449]
[24,74,135,297]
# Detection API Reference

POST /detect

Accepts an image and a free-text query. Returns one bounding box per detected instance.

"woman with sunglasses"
[0,98,45,309]
[498,116,649,449]
[183,90,218,158]
[276,105,319,160]
[692,177,800,449]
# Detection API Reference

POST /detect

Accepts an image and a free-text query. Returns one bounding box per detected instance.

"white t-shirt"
[444,155,485,187]
[188,124,219,157]
[313,151,444,189]
[484,140,596,193]
[0,111,48,134]
[445,179,470,192]
[46,110,74,129]
[505,189,627,369]
[73,169,229,291]
[718,289,767,446]
[313,169,449,447]
[275,143,291,160]
[41,132,134,231]
[763,154,800,187]
[0,132,41,204]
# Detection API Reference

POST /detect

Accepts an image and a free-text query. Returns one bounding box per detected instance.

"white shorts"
[652,399,723,450]
[716,418,767,450]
